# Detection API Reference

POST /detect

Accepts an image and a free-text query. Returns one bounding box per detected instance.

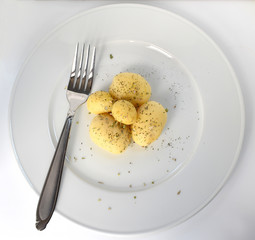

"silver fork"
[35,43,96,231]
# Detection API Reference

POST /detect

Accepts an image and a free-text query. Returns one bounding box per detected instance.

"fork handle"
[35,115,73,230]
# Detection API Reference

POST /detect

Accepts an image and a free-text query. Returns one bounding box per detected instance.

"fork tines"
[68,43,96,94]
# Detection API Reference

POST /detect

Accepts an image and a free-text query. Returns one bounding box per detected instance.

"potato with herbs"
[89,113,131,154]
[112,100,137,125]
[131,101,167,146]
[109,72,151,107]
[87,91,113,114]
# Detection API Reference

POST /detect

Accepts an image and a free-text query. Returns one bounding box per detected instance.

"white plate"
[10,4,244,234]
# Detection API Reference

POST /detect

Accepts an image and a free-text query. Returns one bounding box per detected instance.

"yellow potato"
[89,113,131,154]
[109,72,151,107]
[131,101,167,146]
[87,91,113,114]
[112,100,137,125]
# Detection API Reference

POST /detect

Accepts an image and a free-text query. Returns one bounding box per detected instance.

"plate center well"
[48,40,203,192]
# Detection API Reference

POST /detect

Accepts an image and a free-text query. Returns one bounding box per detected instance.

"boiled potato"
[131,101,167,146]
[112,100,137,125]
[109,72,151,107]
[87,91,113,114]
[89,113,131,154]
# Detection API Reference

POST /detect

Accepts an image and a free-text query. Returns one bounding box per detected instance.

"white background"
[1,0,255,239]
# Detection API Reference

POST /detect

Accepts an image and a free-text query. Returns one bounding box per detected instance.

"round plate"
[10,4,244,234]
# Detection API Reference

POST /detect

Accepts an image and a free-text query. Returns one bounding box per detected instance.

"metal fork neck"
[67,109,75,118]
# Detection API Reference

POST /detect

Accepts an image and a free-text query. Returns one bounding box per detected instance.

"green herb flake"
[165,108,168,113]
[110,54,113,59]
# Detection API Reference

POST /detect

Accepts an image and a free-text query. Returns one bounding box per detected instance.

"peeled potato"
[87,91,113,114]
[89,113,131,154]
[112,100,137,125]
[109,72,151,107]
[131,101,167,146]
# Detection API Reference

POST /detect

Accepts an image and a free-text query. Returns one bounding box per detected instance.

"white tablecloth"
[1,0,255,239]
